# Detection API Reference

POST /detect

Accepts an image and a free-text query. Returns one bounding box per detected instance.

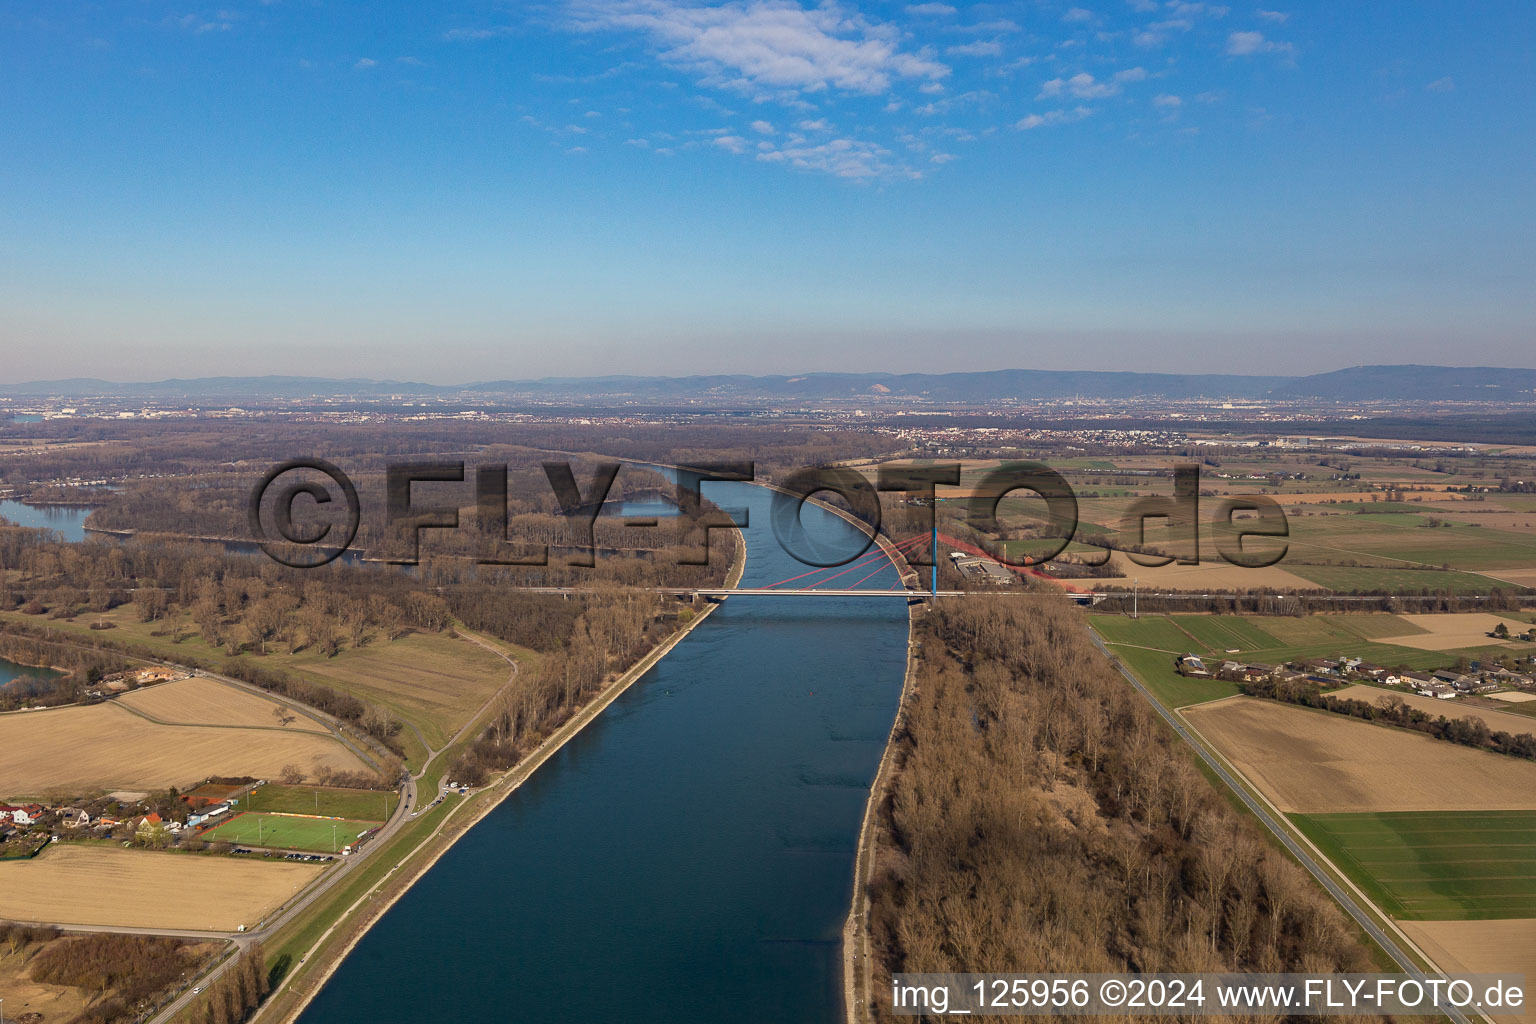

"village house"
[1176,654,1210,678]
[0,803,44,826]
[57,807,92,828]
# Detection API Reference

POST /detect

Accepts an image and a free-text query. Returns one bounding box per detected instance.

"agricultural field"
[1283,564,1504,595]
[1182,697,1536,813]
[1400,919,1536,1024]
[203,812,376,853]
[0,844,323,930]
[1102,641,1240,709]
[1378,612,1536,651]
[118,675,330,732]
[0,604,522,755]
[1289,810,1536,920]
[1090,612,1526,694]
[0,700,371,799]
[235,782,398,820]
[1327,685,1536,734]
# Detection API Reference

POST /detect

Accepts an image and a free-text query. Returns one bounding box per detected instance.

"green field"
[1285,565,1509,595]
[1090,611,1536,720]
[234,784,397,821]
[203,812,378,852]
[1091,613,1521,688]
[1093,634,1241,708]
[1291,811,1536,920]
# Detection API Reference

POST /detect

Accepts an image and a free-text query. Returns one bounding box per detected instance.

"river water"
[0,499,91,542]
[295,481,909,1023]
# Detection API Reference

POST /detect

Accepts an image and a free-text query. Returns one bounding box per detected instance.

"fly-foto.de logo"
[247,459,1288,572]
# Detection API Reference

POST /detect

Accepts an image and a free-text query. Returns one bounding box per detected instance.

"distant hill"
[469,370,1295,400]
[1264,365,1536,401]
[4,366,1534,403]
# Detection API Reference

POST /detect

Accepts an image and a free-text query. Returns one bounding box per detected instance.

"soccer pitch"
[203,812,377,853]
[1291,810,1536,920]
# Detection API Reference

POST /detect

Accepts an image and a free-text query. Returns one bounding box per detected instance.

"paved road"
[1088,632,1477,1024]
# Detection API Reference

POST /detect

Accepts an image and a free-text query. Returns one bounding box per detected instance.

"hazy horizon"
[3,2,1532,382]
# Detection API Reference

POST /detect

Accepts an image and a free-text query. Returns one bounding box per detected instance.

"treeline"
[0,627,128,710]
[1243,677,1536,761]
[188,944,268,1024]
[448,590,676,785]
[864,599,1381,1022]
[1092,586,1529,616]
[25,930,207,1024]
[0,415,889,504]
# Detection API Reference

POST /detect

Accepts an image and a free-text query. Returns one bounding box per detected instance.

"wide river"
[296,480,910,1023]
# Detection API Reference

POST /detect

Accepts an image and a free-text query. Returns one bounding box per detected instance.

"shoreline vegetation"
[249,531,748,1024]
[849,599,1385,1023]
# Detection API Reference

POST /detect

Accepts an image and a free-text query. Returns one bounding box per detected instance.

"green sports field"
[234,784,398,821]
[203,812,379,852]
[1291,810,1536,920]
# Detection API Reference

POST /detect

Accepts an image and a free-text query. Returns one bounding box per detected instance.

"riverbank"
[841,599,920,1024]
[253,532,748,1024]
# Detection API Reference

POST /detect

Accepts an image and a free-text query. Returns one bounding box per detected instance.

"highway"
[1087,631,1478,1024]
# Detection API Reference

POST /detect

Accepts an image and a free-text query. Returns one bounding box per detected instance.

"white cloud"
[354,57,377,69]
[756,136,914,179]
[713,134,749,153]
[1167,1,1227,16]
[1015,105,1093,129]
[1226,29,1294,56]
[1426,76,1455,93]
[1127,0,1158,10]
[905,2,956,14]
[798,117,833,131]
[1257,9,1288,22]
[170,11,237,33]
[930,152,957,163]
[569,0,950,95]
[1039,70,1140,100]
[750,118,777,133]
[1152,92,1182,107]
[945,39,1002,57]
[953,18,1021,33]
[443,25,517,40]
[1063,7,1095,23]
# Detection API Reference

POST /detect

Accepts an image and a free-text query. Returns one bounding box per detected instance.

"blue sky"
[1,1,1532,382]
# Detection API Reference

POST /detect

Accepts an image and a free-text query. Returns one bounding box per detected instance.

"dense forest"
[863,599,1383,1022]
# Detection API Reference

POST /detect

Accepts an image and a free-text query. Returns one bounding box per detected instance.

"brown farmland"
[0,845,322,931]
[1400,919,1536,1024]
[118,676,329,732]
[0,701,371,798]
[1182,697,1536,813]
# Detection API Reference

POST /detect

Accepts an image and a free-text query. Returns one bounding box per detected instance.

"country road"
[138,628,526,1024]
[1087,631,1479,1024]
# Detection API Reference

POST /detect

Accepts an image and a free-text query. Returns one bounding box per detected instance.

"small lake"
[0,655,62,688]
[0,499,92,542]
